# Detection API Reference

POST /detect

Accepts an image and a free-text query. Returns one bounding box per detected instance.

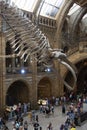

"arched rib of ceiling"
[61,51,87,79]
[55,0,74,48]
[74,0,87,7]
[33,0,42,15]
[70,6,87,44]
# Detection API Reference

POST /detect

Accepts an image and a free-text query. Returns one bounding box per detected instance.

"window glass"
[45,0,63,7]
[40,0,64,17]
[40,3,58,17]
[10,0,37,11]
[10,0,64,17]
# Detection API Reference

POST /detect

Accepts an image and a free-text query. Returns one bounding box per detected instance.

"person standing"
[24,121,28,130]
[36,115,39,122]
[62,104,66,114]
[70,124,76,130]
[15,121,20,130]
[51,105,54,114]
[33,121,39,130]
[0,117,3,129]
[28,111,32,123]
[60,124,64,130]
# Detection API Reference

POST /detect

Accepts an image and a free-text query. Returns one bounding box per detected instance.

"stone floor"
[6,106,87,130]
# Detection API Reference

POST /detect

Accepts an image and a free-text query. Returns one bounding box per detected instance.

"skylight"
[9,0,64,18]
[10,0,37,12]
[40,0,64,17]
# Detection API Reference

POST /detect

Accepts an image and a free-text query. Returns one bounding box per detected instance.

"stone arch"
[61,51,87,92]
[55,0,74,48]
[76,59,87,94]
[70,7,87,44]
[61,18,69,52]
[6,79,29,106]
[37,77,52,99]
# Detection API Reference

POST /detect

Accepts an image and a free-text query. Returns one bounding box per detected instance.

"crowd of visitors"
[59,92,87,130]
[0,92,87,130]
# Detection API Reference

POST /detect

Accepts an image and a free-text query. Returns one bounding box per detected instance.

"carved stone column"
[30,55,38,109]
[53,60,63,96]
[0,33,6,109]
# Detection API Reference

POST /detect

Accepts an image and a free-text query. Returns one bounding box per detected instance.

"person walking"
[47,122,53,130]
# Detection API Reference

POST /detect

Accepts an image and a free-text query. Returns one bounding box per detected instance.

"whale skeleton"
[0,0,77,91]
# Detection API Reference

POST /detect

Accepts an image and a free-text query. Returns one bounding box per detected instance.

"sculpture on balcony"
[0,0,77,91]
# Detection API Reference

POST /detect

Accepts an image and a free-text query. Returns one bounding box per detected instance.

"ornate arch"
[5,79,30,105]
[55,0,74,48]
[70,7,87,44]
[60,51,87,91]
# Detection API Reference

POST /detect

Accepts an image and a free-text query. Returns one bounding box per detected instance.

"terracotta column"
[30,55,38,109]
[0,32,6,109]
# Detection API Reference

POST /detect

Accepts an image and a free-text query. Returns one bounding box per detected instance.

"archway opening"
[77,64,87,94]
[6,80,29,106]
[37,77,52,99]
[64,59,87,95]
[64,71,75,95]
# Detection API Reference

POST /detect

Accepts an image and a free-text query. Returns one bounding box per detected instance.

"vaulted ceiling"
[74,0,87,6]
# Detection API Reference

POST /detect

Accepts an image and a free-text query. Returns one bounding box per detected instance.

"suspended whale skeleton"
[0,0,77,91]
